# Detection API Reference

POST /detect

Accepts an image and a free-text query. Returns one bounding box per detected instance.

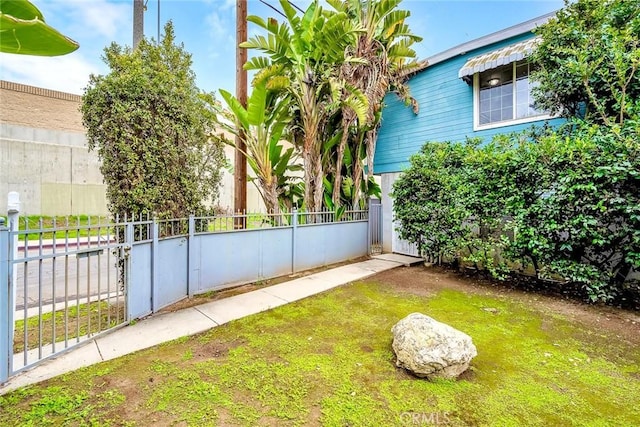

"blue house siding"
[374,32,564,175]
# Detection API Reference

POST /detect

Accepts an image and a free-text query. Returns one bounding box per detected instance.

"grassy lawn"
[17,215,112,242]
[1,267,638,426]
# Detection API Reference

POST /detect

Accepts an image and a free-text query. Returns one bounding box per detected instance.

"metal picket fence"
[1,198,383,385]
[1,215,129,381]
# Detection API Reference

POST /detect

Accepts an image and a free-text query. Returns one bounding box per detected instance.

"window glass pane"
[478,60,548,126]
[489,92,501,110]
[516,102,529,119]
[478,63,514,125]
[516,63,529,80]
[479,64,512,89]
[515,70,544,118]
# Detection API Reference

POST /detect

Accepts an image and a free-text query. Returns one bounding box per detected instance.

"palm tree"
[328,0,423,208]
[219,81,301,214]
[241,0,367,213]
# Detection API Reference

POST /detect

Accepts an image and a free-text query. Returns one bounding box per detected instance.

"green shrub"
[392,118,640,302]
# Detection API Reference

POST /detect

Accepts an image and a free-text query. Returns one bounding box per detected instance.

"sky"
[0,0,565,96]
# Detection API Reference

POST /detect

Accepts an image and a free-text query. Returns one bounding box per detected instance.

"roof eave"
[411,10,557,75]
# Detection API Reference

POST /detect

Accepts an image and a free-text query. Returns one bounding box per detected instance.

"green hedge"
[392,119,640,302]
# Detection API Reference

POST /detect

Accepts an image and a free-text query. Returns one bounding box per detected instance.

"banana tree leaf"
[342,176,353,198]
[322,131,342,155]
[343,143,353,167]
[269,140,283,163]
[323,176,333,193]
[1,0,79,56]
[323,192,334,211]
[247,81,267,126]
[274,146,293,177]
[1,0,42,20]
[219,89,250,131]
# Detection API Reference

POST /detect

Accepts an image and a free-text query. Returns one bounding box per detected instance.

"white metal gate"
[391,220,419,257]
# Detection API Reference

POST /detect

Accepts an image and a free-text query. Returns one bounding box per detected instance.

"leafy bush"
[392,118,640,302]
[531,0,640,124]
[82,22,226,219]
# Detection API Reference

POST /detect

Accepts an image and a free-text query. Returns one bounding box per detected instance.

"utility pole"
[235,0,248,227]
[133,0,144,49]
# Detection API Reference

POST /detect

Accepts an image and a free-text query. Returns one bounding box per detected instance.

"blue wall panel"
[128,220,369,315]
[296,222,368,271]
[129,243,152,319]
[193,228,293,294]
[155,237,188,310]
[374,32,566,174]
[258,228,294,279]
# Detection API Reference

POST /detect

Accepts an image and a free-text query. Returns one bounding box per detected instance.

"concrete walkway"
[1,254,422,394]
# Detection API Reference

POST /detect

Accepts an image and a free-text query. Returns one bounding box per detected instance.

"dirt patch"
[375,265,640,345]
[360,345,374,353]
[191,339,244,362]
[92,374,154,425]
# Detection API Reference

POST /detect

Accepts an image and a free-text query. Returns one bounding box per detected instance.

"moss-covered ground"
[1,266,638,426]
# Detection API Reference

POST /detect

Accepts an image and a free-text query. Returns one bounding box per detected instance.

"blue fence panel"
[191,228,294,294]
[129,243,152,320]
[257,228,294,279]
[295,225,327,271]
[296,221,368,271]
[155,237,188,310]
[194,232,261,292]
[324,222,368,264]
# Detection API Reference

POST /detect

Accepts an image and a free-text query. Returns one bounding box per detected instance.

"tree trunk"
[302,148,314,211]
[333,113,354,207]
[365,128,377,181]
[352,140,364,209]
[262,180,279,215]
[312,150,324,213]
[300,70,322,214]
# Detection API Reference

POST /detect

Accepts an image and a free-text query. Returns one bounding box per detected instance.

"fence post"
[125,221,134,321]
[1,219,9,384]
[292,208,298,274]
[367,199,372,255]
[151,217,159,311]
[6,192,19,378]
[187,215,195,298]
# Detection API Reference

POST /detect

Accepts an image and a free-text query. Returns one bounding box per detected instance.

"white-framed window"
[474,60,551,130]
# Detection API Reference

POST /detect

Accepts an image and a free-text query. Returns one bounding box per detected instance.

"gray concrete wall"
[0,123,108,215]
[0,80,261,216]
[1,81,108,215]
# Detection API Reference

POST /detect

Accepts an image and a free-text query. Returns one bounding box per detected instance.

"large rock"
[391,313,477,379]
